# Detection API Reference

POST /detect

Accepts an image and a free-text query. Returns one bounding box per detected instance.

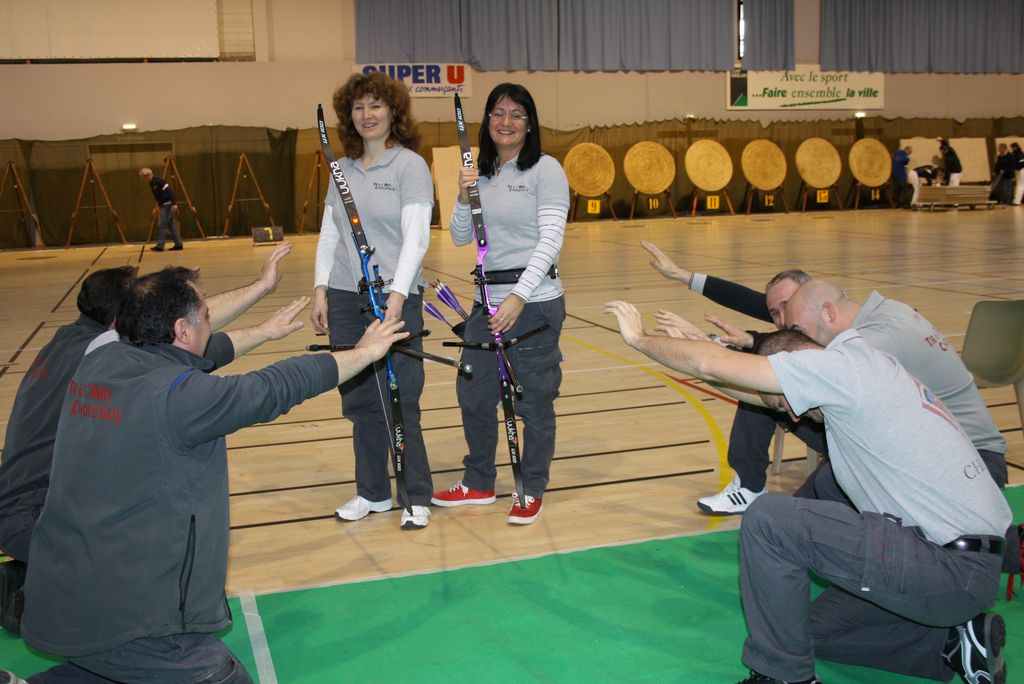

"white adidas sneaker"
[400,505,431,530]
[697,475,765,515]
[335,495,392,521]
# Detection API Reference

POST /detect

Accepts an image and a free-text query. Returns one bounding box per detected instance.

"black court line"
[244,384,667,428]
[230,465,717,530]
[230,439,711,497]
[0,321,46,381]
[597,231,1024,301]
[50,269,90,314]
[565,311,620,334]
[228,398,691,451]
[3,260,111,380]
[988,401,1019,409]
[89,247,108,266]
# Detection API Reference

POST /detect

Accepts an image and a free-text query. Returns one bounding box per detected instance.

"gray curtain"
[821,0,1024,73]
[355,0,736,72]
[558,0,735,71]
[743,0,795,71]
[355,0,465,63]
[461,1,559,70]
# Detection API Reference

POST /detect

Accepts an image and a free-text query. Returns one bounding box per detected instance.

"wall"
[1,0,1023,141]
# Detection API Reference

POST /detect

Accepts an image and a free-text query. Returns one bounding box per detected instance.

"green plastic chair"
[961,300,1024,444]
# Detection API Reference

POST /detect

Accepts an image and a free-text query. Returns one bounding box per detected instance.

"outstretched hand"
[258,241,293,294]
[603,300,647,349]
[652,310,708,341]
[260,296,309,341]
[355,318,409,362]
[641,241,691,283]
[704,313,754,349]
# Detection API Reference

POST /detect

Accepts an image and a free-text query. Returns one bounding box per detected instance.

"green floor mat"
[3,486,1023,682]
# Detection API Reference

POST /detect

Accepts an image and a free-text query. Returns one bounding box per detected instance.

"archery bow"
[317,104,411,516]
[452,94,528,510]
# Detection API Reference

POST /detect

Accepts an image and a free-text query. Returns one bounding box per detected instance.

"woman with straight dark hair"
[431,83,569,525]
[311,71,434,530]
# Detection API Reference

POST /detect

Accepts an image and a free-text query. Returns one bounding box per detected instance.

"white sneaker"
[0,671,28,684]
[697,476,765,515]
[335,495,392,521]
[400,505,431,530]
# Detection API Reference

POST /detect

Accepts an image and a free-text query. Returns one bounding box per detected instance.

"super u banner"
[356,63,471,98]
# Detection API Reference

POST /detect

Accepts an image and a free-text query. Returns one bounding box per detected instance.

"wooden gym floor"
[0,206,1022,597]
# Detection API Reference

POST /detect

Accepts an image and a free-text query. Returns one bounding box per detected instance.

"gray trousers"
[728,402,826,492]
[457,298,564,498]
[155,204,181,248]
[740,493,1003,682]
[803,453,1018,572]
[0,504,40,562]
[28,633,251,683]
[327,288,432,506]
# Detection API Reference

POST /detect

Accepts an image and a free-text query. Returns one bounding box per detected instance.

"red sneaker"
[431,480,496,507]
[507,493,543,525]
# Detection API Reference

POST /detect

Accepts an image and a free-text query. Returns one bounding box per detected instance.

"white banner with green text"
[728,64,883,111]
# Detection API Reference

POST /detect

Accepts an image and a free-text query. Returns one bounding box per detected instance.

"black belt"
[943,535,1005,555]
[479,265,559,285]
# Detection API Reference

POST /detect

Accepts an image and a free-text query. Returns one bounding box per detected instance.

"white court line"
[240,592,278,684]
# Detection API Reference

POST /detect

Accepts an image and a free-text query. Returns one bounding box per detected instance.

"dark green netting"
[3,116,1023,247]
[0,127,297,248]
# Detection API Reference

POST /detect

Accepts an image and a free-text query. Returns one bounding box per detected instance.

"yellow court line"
[562,332,734,527]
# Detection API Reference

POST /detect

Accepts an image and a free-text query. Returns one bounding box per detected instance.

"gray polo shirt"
[322,145,434,294]
[769,329,1011,545]
[853,291,1006,455]
[451,154,569,304]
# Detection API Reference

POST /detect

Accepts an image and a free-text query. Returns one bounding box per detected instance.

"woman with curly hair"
[311,71,434,530]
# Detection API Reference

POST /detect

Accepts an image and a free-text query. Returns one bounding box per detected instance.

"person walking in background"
[891,145,912,208]
[311,71,435,530]
[139,167,182,252]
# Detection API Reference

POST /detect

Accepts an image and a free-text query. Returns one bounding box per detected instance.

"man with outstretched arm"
[8,268,407,684]
[0,243,295,637]
[605,300,1010,684]
[642,243,1009,516]
[140,167,183,252]
[642,240,823,514]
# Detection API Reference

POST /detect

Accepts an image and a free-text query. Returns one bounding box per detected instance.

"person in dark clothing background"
[1011,142,1024,205]
[939,139,963,186]
[139,167,183,252]
[891,145,912,208]
[992,143,1015,205]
